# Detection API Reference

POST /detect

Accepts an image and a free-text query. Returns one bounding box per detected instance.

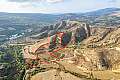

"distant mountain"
[0,7,120,25]
[56,8,120,27]
[0,13,57,25]
[82,8,120,16]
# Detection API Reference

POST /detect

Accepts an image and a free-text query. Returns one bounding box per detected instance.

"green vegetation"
[0,45,25,80]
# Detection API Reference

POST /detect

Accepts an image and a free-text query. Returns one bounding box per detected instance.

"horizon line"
[0,7,119,14]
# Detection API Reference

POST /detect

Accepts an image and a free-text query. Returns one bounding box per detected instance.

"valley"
[1,8,120,80]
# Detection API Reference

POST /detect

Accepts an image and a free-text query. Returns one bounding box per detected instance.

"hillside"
[19,21,120,80]
[1,19,120,79]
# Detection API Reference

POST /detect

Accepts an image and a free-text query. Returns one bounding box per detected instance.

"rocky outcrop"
[31,21,91,43]
[74,27,87,43]
[71,23,90,43]
[61,32,72,46]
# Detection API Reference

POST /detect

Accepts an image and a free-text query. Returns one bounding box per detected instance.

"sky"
[0,0,120,13]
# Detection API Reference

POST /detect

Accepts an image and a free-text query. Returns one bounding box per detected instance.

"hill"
[1,18,120,79]
[22,21,120,80]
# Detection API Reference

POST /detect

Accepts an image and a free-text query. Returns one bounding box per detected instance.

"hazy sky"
[0,0,120,13]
